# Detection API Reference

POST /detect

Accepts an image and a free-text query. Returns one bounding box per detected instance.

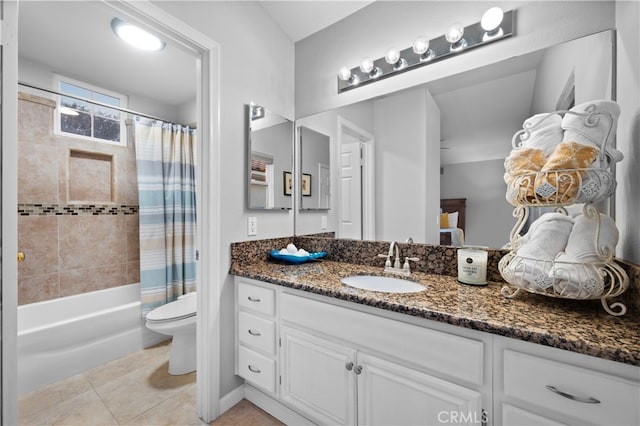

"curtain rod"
[18,81,195,129]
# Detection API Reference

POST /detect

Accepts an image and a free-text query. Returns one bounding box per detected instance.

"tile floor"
[18,341,283,426]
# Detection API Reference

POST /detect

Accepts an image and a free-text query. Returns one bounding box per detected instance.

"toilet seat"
[146,293,197,323]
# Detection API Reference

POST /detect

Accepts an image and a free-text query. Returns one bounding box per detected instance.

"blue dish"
[270,250,327,264]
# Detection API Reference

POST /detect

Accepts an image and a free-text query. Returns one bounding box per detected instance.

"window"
[55,76,128,145]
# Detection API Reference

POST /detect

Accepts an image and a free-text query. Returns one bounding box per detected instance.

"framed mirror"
[299,126,331,210]
[247,104,294,210]
[294,30,615,248]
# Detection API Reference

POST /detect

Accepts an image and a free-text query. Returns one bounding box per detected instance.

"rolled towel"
[561,100,623,166]
[504,147,546,203]
[534,141,600,203]
[510,213,575,290]
[520,113,563,157]
[550,213,618,298]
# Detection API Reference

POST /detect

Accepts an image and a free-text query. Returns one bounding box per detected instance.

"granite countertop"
[230,258,640,367]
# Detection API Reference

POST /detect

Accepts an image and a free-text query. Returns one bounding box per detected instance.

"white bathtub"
[17,283,166,394]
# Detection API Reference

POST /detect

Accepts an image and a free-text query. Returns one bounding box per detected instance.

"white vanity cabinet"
[233,276,639,426]
[279,291,488,426]
[234,278,278,395]
[493,336,640,426]
[280,326,356,425]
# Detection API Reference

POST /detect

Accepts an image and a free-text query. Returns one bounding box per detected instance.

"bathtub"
[17,283,166,394]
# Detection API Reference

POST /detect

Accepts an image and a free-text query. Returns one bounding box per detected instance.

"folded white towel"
[517,212,575,260]
[563,213,619,262]
[520,113,563,157]
[561,100,623,166]
[549,213,618,298]
[505,212,574,291]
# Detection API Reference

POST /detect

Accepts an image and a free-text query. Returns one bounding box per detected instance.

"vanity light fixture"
[412,35,434,61]
[337,8,515,93]
[445,22,467,52]
[111,18,166,52]
[481,7,505,40]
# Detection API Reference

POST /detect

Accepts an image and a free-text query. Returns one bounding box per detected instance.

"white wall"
[374,88,431,243]
[152,0,295,397]
[530,30,614,113]
[441,159,513,248]
[615,0,640,264]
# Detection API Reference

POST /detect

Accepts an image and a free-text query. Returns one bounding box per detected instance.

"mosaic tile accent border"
[18,203,138,216]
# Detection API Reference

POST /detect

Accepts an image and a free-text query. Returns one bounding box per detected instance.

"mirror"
[295,30,615,248]
[299,126,331,210]
[247,104,294,210]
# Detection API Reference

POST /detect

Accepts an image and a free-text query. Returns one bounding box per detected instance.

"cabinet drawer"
[503,350,639,425]
[237,281,275,317]
[238,311,276,355]
[238,345,276,394]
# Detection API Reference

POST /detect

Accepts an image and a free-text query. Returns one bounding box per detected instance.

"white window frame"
[53,74,129,146]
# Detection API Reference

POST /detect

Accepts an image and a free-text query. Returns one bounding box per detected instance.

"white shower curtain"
[134,117,197,315]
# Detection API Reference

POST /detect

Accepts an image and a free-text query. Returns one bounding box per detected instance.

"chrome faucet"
[377,241,420,276]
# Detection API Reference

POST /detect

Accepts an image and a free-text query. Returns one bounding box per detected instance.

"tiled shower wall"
[17,92,140,305]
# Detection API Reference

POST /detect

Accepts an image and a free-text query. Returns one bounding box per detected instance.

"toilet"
[145,292,197,375]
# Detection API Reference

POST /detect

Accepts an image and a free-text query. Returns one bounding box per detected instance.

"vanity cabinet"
[493,336,640,426]
[234,279,278,395]
[280,326,356,425]
[233,277,639,425]
[279,290,488,425]
[280,325,483,426]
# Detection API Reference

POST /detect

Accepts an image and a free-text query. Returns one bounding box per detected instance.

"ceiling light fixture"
[337,8,515,93]
[111,18,166,52]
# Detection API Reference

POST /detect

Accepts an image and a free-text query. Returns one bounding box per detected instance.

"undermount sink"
[340,275,427,294]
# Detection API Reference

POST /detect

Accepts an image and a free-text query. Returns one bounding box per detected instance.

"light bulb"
[385,47,401,65]
[359,57,374,73]
[445,23,464,44]
[481,7,504,32]
[412,36,430,55]
[338,67,352,81]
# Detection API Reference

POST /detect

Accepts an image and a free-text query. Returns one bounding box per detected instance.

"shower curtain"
[134,117,197,315]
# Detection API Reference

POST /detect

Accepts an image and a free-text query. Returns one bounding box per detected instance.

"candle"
[457,247,488,285]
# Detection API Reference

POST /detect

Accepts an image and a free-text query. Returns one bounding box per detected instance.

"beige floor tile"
[19,388,117,426]
[95,359,196,424]
[84,340,170,388]
[18,373,93,419]
[210,400,284,426]
[124,384,201,426]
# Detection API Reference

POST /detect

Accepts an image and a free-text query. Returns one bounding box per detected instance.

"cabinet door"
[501,403,566,426]
[357,353,483,426]
[280,326,356,425]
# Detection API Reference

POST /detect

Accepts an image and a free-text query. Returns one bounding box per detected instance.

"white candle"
[457,247,488,285]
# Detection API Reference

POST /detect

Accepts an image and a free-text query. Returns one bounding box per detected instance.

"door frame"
[1,0,222,423]
[337,116,375,240]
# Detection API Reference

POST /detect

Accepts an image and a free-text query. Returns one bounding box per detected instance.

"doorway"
[1,1,220,423]
[337,116,375,240]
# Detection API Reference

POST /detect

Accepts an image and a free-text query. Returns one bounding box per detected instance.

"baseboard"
[219,384,245,414]
[244,385,315,425]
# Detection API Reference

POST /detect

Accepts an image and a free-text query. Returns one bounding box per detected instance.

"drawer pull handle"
[354,365,363,375]
[545,385,600,404]
[247,296,261,302]
[248,329,261,336]
[345,362,354,371]
[248,365,261,374]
